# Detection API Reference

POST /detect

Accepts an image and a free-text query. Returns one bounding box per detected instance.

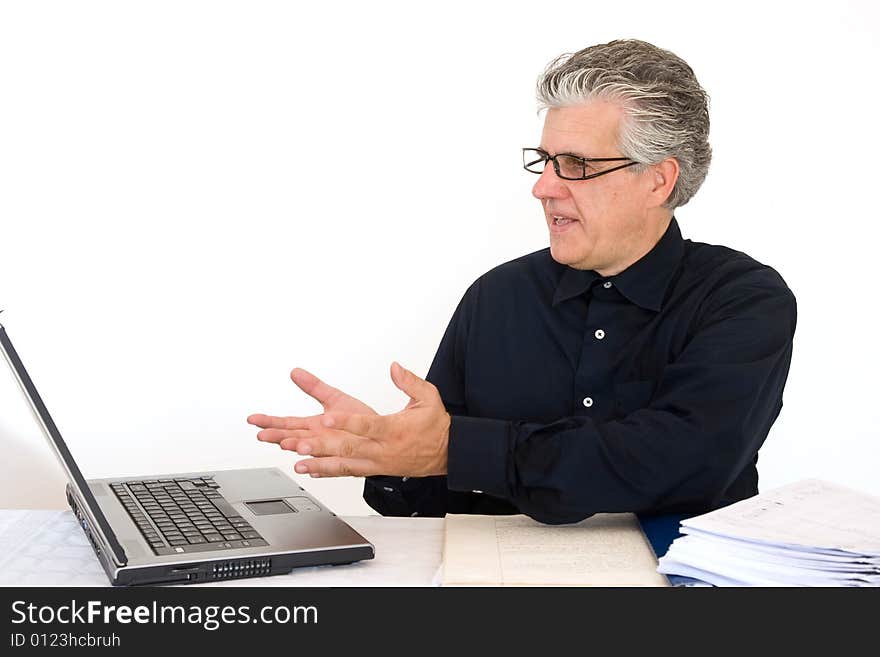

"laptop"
[0,318,375,585]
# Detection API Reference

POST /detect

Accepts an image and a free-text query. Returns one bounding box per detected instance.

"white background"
[1,0,878,515]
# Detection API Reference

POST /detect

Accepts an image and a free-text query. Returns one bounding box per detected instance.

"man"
[249,39,796,524]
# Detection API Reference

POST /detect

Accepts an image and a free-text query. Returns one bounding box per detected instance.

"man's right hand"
[248,368,378,447]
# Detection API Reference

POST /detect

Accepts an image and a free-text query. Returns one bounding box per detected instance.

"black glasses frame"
[522,147,638,181]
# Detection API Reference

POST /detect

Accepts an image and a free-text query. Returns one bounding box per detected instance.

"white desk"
[0,510,443,587]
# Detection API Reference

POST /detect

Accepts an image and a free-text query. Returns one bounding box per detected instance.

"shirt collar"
[552,217,685,312]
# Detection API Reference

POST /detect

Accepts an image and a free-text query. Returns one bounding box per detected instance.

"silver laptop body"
[0,320,374,585]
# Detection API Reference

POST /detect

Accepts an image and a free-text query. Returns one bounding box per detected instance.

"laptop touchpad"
[246,499,295,515]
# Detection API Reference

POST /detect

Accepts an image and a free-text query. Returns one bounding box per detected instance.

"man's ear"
[648,157,680,209]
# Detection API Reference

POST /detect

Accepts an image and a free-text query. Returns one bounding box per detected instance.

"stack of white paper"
[657,479,880,586]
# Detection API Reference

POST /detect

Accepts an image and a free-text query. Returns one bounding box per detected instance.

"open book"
[441,512,668,586]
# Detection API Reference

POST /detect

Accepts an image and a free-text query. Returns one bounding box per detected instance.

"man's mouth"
[551,214,578,226]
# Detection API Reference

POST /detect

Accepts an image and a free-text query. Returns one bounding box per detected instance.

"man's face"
[533,101,657,275]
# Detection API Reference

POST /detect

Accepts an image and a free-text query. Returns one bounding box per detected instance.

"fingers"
[257,422,382,474]
[248,413,321,431]
[279,430,380,460]
[256,428,311,444]
[252,413,327,446]
[252,411,387,439]
[294,456,377,478]
[290,368,338,406]
[322,412,385,439]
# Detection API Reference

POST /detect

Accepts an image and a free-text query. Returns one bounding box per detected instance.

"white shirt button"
[401,476,409,482]
[472,489,483,494]
[583,397,593,408]
[603,281,612,289]
[595,329,605,340]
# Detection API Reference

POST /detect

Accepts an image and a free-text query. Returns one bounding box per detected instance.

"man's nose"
[531,164,568,201]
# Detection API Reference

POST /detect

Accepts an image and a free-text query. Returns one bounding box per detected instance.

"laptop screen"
[0,321,127,566]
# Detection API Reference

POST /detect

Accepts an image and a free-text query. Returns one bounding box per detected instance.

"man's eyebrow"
[538,146,590,159]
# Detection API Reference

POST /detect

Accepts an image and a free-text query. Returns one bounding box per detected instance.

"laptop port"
[170,566,201,574]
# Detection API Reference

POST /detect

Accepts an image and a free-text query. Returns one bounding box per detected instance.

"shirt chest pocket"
[613,380,656,417]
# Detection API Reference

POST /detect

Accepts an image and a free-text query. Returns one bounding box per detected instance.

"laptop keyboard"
[111,476,268,556]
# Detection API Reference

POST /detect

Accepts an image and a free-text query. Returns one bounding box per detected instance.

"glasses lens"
[523,149,546,173]
[555,155,586,180]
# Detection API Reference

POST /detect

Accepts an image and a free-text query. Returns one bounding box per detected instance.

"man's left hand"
[271,362,451,478]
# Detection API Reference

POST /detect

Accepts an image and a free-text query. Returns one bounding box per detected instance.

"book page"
[442,513,668,586]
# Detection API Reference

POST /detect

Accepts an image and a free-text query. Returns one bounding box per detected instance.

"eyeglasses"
[522,148,638,181]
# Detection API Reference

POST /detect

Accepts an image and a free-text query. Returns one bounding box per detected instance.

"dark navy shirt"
[364,218,796,524]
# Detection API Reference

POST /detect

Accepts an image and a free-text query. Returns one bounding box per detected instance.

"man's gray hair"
[537,39,711,210]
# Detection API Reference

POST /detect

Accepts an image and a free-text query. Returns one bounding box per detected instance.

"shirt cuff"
[446,415,510,500]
